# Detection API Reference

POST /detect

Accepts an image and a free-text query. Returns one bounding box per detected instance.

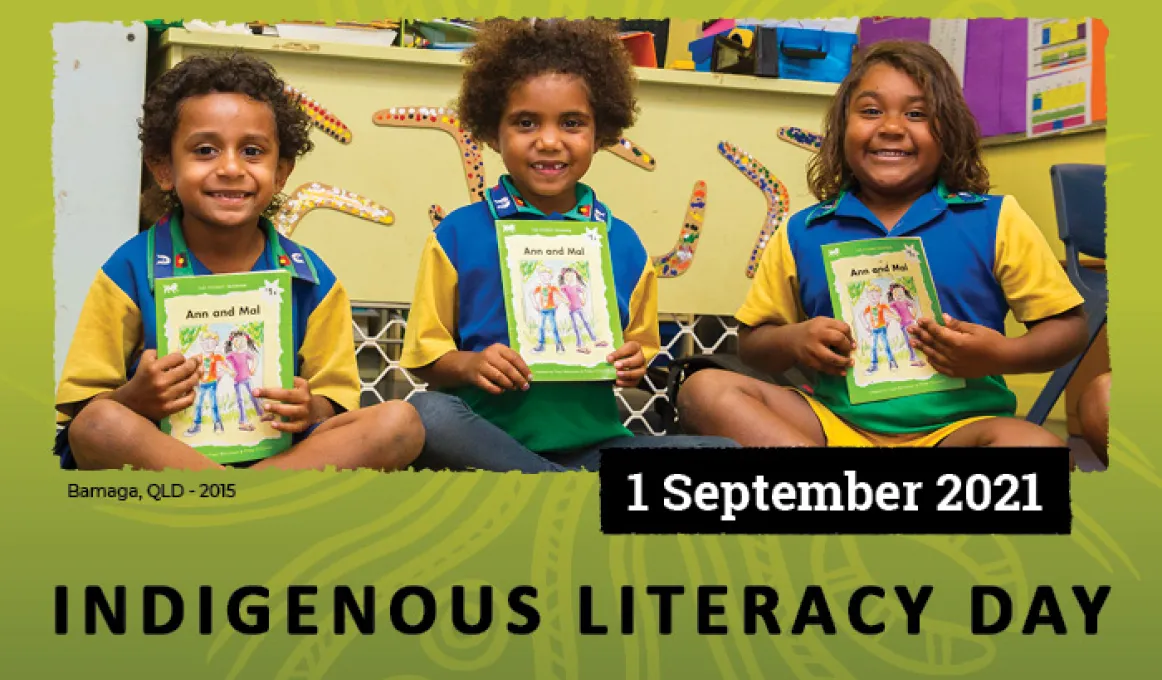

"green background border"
[2,2,1149,678]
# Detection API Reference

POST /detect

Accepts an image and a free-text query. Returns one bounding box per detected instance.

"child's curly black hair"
[457,18,638,148]
[807,40,990,202]
[138,52,314,222]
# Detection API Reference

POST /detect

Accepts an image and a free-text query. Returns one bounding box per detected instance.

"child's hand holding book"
[460,344,532,395]
[790,317,857,377]
[112,350,201,422]
[909,314,1007,379]
[607,341,647,388]
[255,377,323,433]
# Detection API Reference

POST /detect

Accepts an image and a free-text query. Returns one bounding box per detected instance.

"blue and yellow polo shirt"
[737,182,1084,434]
[401,175,661,452]
[55,212,360,424]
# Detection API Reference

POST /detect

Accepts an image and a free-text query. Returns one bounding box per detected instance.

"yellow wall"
[161,29,838,316]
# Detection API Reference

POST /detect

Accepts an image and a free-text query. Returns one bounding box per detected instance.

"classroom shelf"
[160,29,839,99]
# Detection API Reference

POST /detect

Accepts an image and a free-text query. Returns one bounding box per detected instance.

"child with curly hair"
[678,41,1087,449]
[55,53,423,470]
[402,18,736,471]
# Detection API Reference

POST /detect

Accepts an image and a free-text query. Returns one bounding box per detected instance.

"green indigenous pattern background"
[0,1,1151,678]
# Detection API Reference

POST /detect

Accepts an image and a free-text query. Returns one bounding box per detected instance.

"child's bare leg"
[251,401,424,471]
[938,418,1064,447]
[677,369,826,446]
[1078,372,1111,466]
[939,418,1072,468]
[68,398,225,471]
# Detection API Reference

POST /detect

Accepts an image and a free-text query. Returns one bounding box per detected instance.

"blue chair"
[1025,164,1108,426]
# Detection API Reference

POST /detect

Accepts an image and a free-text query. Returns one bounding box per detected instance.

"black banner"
[599,448,1071,534]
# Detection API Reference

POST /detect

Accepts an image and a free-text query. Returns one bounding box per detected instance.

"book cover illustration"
[155,270,294,463]
[821,237,966,404]
[495,219,624,381]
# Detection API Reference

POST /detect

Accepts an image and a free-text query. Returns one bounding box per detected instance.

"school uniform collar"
[804,180,985,235]
[497,175,597,221]
[152,210,319,285]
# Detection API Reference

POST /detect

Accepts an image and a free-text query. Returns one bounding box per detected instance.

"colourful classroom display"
[859,17,1106,139]
[1035,19,1087,71]
[1030,76,1088,135]
[1028,17,1093,79]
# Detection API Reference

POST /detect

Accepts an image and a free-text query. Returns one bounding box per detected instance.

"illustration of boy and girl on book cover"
[824,238,965,403]
[522,260,611,356]
[171,324,267,441]
[855,278,924,373]
[494,218,625,381]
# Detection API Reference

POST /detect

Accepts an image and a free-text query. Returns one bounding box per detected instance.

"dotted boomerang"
[718,141,791,278]
[272,182,395,237]
[285,84,353,144]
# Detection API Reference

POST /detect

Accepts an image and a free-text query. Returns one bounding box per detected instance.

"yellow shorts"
[795,390,993,447]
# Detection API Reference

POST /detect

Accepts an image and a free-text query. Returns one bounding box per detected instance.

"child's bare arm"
[739,324,800,376]
[411,346,531,394]
[100,350,201,421]
[911,307,1087,378]
[408,358,456,389]
[1001,307,1088,373]
[740,318,855,377]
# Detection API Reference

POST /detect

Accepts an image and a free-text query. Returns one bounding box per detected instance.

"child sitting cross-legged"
[401,18,738,471]
[677,41,1088,451]
[55,54,424,471]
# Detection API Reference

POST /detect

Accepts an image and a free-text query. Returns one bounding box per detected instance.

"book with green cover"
[155,270,294,463]
[821,237,965,404]
[495,219,624,381]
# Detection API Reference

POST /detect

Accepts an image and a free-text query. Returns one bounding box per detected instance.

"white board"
[52,22,148,385]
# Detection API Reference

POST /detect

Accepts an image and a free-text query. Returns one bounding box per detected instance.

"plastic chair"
[1025,164,1108,425]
